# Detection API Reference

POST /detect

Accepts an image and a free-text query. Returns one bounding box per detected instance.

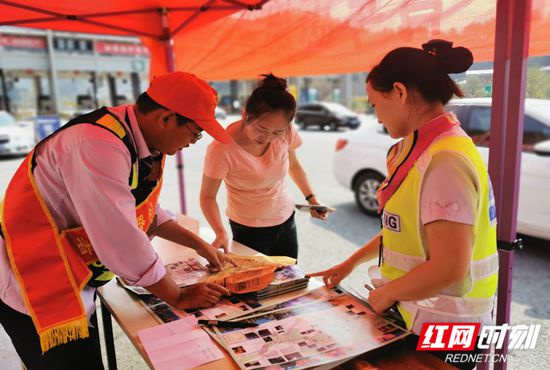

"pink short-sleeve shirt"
[204,121,302,227]
[420,126,479,226]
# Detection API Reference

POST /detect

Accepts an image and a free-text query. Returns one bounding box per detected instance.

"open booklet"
[204,254,296,294]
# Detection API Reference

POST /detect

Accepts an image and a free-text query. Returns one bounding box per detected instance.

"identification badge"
[383,210,401,232]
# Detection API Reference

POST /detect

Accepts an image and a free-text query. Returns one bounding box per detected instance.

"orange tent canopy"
[0,0,263,37]
[164,0,550,80]
[2,1,550,80]
[0,0,266,77]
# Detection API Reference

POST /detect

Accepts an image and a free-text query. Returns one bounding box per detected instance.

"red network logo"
[417,323,480,351]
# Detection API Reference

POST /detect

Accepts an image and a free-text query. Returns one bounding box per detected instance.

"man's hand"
[197,244,237,272]
[174,283,230,310]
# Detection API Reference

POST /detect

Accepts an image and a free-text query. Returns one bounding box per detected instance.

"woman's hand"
[306,260,354,288]
[307,195,329,220]
[368,286,396,314]
[212,230,230,254]
[197,244,237,272]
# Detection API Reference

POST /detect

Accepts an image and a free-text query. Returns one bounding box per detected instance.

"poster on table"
[208,292,409,370]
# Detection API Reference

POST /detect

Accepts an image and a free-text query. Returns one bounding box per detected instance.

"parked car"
[295,102,360,131]
[333,98,550,240]
[0,111,32,156]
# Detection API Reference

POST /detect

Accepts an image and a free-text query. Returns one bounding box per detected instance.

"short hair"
[135,92,192,125]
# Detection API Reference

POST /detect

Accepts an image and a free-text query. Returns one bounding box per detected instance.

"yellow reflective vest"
[372,134,499,334]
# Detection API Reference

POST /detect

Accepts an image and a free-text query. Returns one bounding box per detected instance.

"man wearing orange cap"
[0,72,234,369]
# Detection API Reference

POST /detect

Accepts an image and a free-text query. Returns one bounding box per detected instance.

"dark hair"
[244,73,296,123]
[136,92,163,114]
[136,92,191,125]
[366,39,473,105]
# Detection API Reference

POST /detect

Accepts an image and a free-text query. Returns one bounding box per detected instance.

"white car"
[334,98,550,240]
[0,111,32,156]
[215,106,227,120]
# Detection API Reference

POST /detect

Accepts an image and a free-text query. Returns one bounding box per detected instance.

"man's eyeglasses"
[167,109,203,142]
[183,122,203,142]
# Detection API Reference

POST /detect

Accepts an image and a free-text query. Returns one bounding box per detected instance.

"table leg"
[101,300,118,370]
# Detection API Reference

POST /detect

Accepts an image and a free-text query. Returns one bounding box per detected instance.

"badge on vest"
[383,210,401,232]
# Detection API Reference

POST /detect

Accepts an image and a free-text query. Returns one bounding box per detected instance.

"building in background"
[0,27,150,120]
[0,27,372,122]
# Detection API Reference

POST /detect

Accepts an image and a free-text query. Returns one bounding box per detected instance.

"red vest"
[0,108,164,352]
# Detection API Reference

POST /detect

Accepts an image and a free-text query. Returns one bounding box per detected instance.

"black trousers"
[0,298,104,370]
[230,212,298,259]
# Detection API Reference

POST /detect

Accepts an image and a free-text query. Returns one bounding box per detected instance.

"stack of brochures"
[250,265,309,300]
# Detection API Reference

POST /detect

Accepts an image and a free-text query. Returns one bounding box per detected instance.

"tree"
[463,75,485,97]
[526,68,550,98]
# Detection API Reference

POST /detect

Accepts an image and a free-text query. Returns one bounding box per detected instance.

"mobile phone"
[295,204,335,213]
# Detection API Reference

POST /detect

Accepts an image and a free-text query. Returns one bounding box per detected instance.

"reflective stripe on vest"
[379,134,498,332]
[382,248,499,282]
[93,111,139,189]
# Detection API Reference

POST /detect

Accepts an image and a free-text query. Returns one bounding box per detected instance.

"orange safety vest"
[0,108,164,352]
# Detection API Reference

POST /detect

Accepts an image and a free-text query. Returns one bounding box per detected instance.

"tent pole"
[160,8,187,215]
[488,1,531,369]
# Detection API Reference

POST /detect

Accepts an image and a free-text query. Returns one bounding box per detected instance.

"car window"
[306,105,323,112]
[466,107,491,146]
[460,106,550,151]
[446,105,469,126]
[324,102,353,115]
[523,114,550,149]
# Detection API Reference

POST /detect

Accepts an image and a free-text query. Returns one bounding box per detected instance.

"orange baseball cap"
[147,72,231,144]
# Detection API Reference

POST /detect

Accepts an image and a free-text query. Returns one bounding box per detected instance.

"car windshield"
[0,113,16,127]
[323,102,354,115]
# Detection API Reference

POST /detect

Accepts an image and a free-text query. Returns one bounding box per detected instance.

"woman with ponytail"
[309,40,498,369]
[200,74,327,259]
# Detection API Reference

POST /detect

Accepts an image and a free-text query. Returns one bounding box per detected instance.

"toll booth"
[37,94,53,114]
[0,30,150,120]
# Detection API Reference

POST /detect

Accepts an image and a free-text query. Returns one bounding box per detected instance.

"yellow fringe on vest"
[39,317,90,353]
